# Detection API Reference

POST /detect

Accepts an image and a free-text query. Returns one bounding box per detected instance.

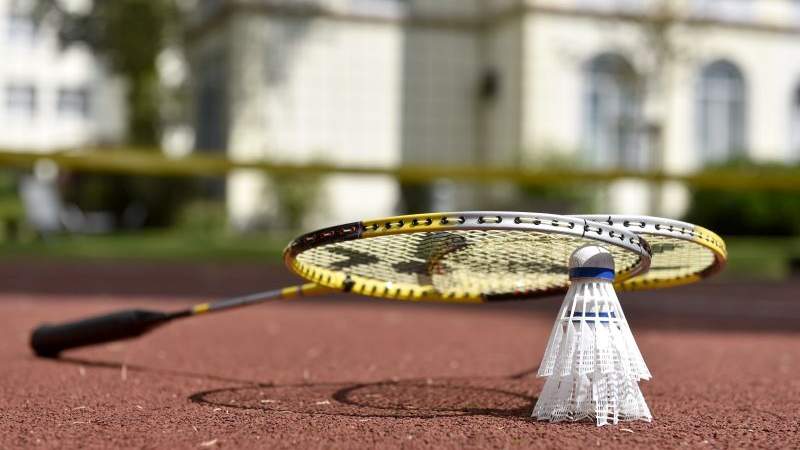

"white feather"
[533,246,652,426]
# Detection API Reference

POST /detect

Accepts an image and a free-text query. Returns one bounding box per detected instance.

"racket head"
[284,211,652,303]
[574,215,727,291]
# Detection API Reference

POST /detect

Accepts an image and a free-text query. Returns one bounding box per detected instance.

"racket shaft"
[30,283,334,358]
[189,283,334,315]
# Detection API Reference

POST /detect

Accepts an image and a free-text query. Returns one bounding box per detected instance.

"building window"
[791,86,800,161]
[351,0,409,16]
[583,53,644,170]
[195,60,227,152]
[691,0,755,24]
[57,87,91,118]
[5,84,37,117]
[7,11,37,43]
[576,0,647,14]
[696,60,747,164]
[198,0,224,21]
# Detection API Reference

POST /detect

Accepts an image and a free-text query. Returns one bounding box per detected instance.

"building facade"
[1,0,125,152]
[188,0,800,229]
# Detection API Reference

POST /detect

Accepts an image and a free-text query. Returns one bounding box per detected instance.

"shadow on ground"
[49,356,539,420]
[190,381,536,420]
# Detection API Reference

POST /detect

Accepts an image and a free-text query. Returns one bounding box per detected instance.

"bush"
[399,153,597,214]
[271,172,323,230]
[174,199,227,232]
[517,153,597,214]
[684,159,800,236]
[0,171,24,241]
[61,172,196,229]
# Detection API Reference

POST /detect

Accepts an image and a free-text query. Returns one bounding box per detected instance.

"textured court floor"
[1,261,799,449]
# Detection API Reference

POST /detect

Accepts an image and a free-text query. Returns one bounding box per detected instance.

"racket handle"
[30,309,172,358]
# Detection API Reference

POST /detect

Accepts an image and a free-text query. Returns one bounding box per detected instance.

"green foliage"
[0,171,21,216]
[175,199,227,232]
[519,153,597,214]
[0,229,288,262]
[271,173,323,230]
[684,159,800,236]
[0,171,24,242]
[399,183,433,213]
[520,182,596,214]
[400,153,597,214]
[36,0,182,145]
[33,0,198,225]
[722,237,800,281]
[62,172,195,228]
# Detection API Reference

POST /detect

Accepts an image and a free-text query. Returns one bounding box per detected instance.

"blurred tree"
[270,172,323,231]
[36,0,181,146]
[594,1,689,215]
[35,0,194,229]
[0,171,24,241]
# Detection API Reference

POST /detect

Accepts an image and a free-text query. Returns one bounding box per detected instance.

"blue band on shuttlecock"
[568,311,617,323]
[568,267,614,280]
[569,311,616,318]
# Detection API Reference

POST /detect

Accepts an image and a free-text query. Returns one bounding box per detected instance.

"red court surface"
[1,261,799,449]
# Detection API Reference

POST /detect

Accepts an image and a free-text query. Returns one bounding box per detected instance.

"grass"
[0,231,796,281]
[0,229,290,263]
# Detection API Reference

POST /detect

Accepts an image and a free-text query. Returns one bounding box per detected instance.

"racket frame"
[575,214,726,290]
[284,211,652,302]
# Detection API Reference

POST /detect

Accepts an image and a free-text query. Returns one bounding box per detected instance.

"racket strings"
[620,234,716,289]
[294,230,642,298]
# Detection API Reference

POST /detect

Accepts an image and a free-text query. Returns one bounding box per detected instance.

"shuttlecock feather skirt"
[533,280,652,425]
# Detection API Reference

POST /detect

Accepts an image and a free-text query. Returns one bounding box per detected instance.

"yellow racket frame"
[284,211,652,303]
[575,215,726,291]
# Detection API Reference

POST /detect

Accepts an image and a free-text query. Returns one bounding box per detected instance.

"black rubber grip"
[30,309,171,358]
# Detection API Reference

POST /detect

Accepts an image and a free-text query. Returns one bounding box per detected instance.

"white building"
[188,0,800,229]
[1,0,125,152]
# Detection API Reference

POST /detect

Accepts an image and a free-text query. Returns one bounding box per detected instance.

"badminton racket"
[30,211,651,357]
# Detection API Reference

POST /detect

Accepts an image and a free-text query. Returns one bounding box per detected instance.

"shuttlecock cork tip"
[569,245,614,280]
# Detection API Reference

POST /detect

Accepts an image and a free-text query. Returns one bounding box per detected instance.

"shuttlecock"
[532,244,652,426]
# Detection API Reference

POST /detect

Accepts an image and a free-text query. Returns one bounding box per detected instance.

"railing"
[0,148,798,192]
